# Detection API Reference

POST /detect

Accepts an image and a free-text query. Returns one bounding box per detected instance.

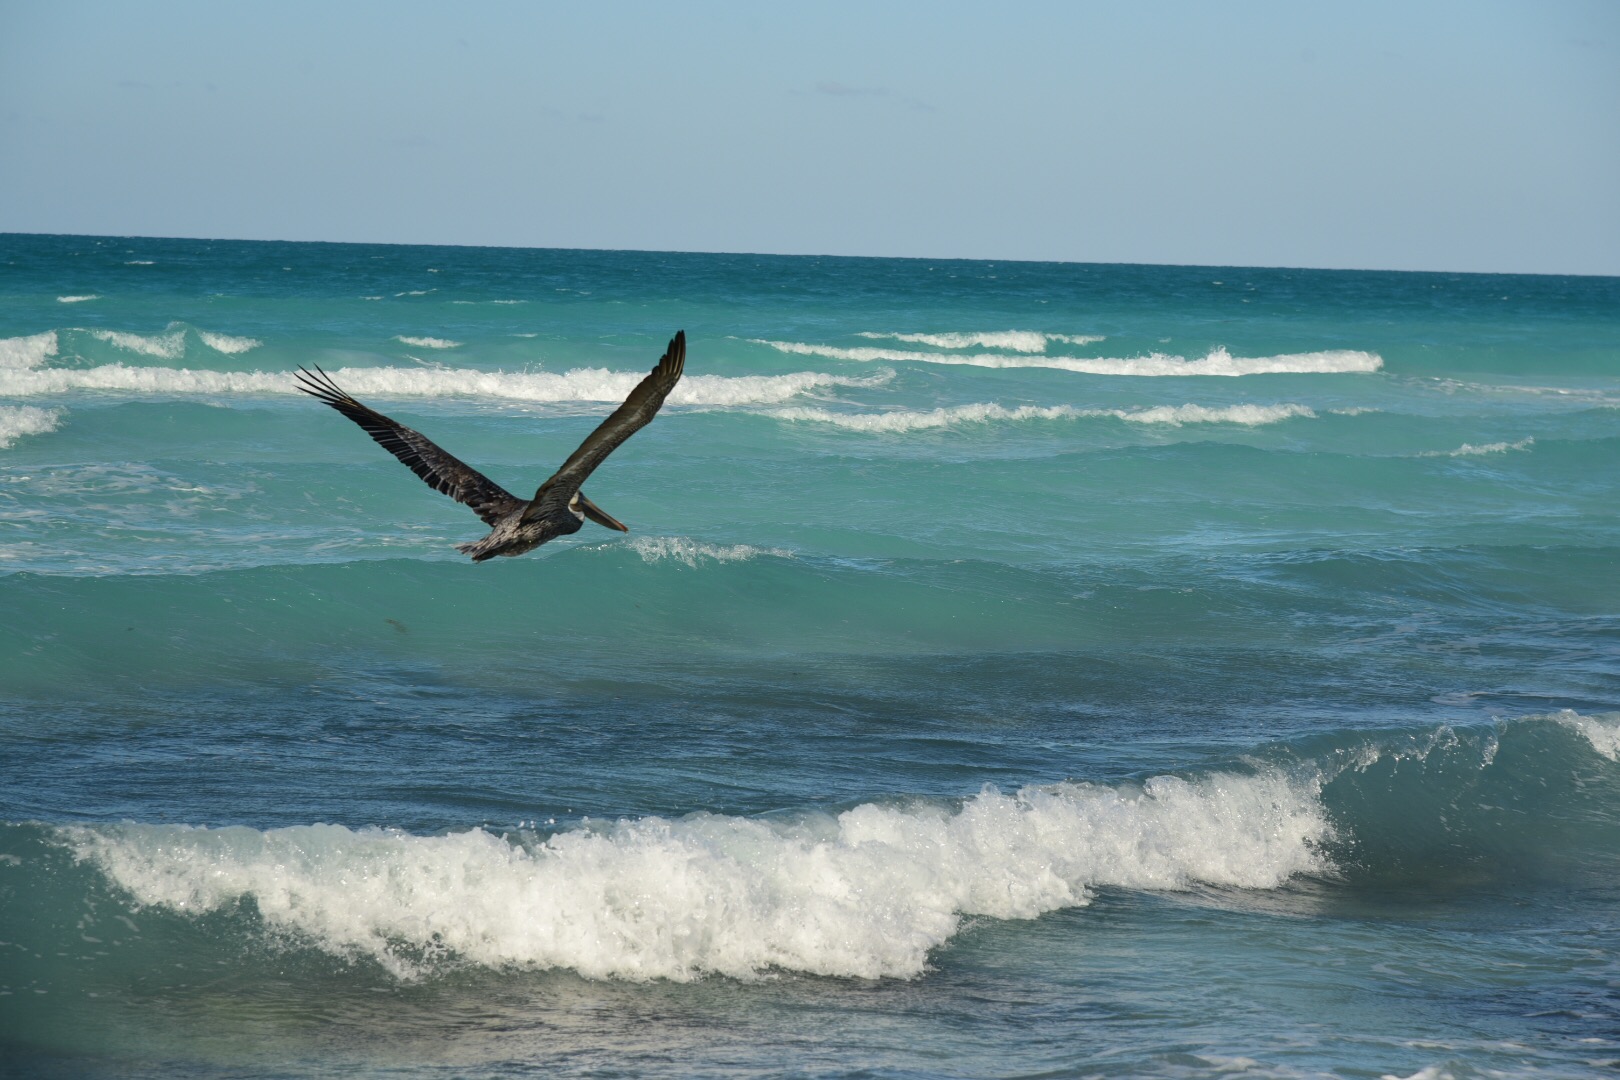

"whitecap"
[394,335,461,349]
[0,331,58,370]
[1550,710,1620,762]
[1118,402,1317,425]
[63,771,1329,981]
[756,340,1382,376]
[854,331,1104,353]
[56,294,100,303]
[769,401,1315,432]
[1420,437,1534,458]
[622,536,794,566]
[89,327,188,360]
[0,364,892,407]
[0,405,63,448]
[197,330,263,355]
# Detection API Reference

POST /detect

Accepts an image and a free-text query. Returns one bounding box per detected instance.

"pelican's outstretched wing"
[296,366,524,527]
[525,331,686,518]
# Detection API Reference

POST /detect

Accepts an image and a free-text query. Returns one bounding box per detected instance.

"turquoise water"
[2,234,1618,1078]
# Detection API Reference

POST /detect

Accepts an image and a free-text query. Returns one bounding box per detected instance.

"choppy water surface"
[2,235,1618,1078]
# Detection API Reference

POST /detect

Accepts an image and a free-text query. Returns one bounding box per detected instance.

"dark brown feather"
[294,366,524,527]
[526,331,686,518]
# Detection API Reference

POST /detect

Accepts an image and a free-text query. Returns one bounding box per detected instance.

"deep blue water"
[2,233,1618,1078]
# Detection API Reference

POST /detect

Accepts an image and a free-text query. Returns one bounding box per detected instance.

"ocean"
[1,233,1617,1079]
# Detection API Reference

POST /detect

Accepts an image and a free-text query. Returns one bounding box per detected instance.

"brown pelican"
[296,330,686,561]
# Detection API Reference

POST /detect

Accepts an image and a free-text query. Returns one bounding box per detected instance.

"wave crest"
[0,405,62,448]
[1420,437,1534,458]
[757,340,1382,376]
[395,336,461,349]
[770,402,1315,432]
[0,364,891,406]
[854,331,1105,353]
[89,328,188,360]
[197,330,263,355]
[62,772,1328,981]
[0,331,58,370]
[1554,709,1620,761]
[621,536,795,566]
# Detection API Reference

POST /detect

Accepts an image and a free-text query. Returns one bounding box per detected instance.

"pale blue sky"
[3,1,1617,273]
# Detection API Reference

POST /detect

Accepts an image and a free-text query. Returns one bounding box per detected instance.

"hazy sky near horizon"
[2,1,1617,274]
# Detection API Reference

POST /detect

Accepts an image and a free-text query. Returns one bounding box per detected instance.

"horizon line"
[4,229,1616,281]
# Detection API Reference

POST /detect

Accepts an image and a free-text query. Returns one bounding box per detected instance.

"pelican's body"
[297,331,686,561]
[455,489,589,561]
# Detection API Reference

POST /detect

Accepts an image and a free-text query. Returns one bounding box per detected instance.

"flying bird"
[296,330,686,561]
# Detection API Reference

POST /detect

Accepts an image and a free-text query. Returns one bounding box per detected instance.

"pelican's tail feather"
[455,535,504,562]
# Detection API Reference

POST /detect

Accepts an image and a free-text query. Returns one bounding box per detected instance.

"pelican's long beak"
[575,491,629,532]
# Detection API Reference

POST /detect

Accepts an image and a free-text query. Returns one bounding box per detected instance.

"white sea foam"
[197,330,263,354]
[56,294,100,303]
[0,364,891,407]
[395,335,461,349]
[0,405,62,448]
[772,403,1080,432]
[1120,402,1317,425]
[90,327,188,360]
[1551,710,1620,762]
[769,402,1315,432]
[0,331,58,370]
[757,340,1382,376]
[65,772,1329,981]
[1421,437,1534,458]
[854,331,1104,353]
[622,536,794,566]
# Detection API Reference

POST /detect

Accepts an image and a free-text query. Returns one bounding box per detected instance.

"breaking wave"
[60,770,1329,981]
[196,330,263,355]
[769,402,1316,432]
[23,711,1617,985]
[90,327,189,360]
[854,331,1105,353]
[0,405,62,448]
[0,363,892,407]
[757,340,1383,377]
[0,331,58,369]
[1420,437,1535,458]
[395,335,462,349]
[82,324,261,360]
[620,536,796,566]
